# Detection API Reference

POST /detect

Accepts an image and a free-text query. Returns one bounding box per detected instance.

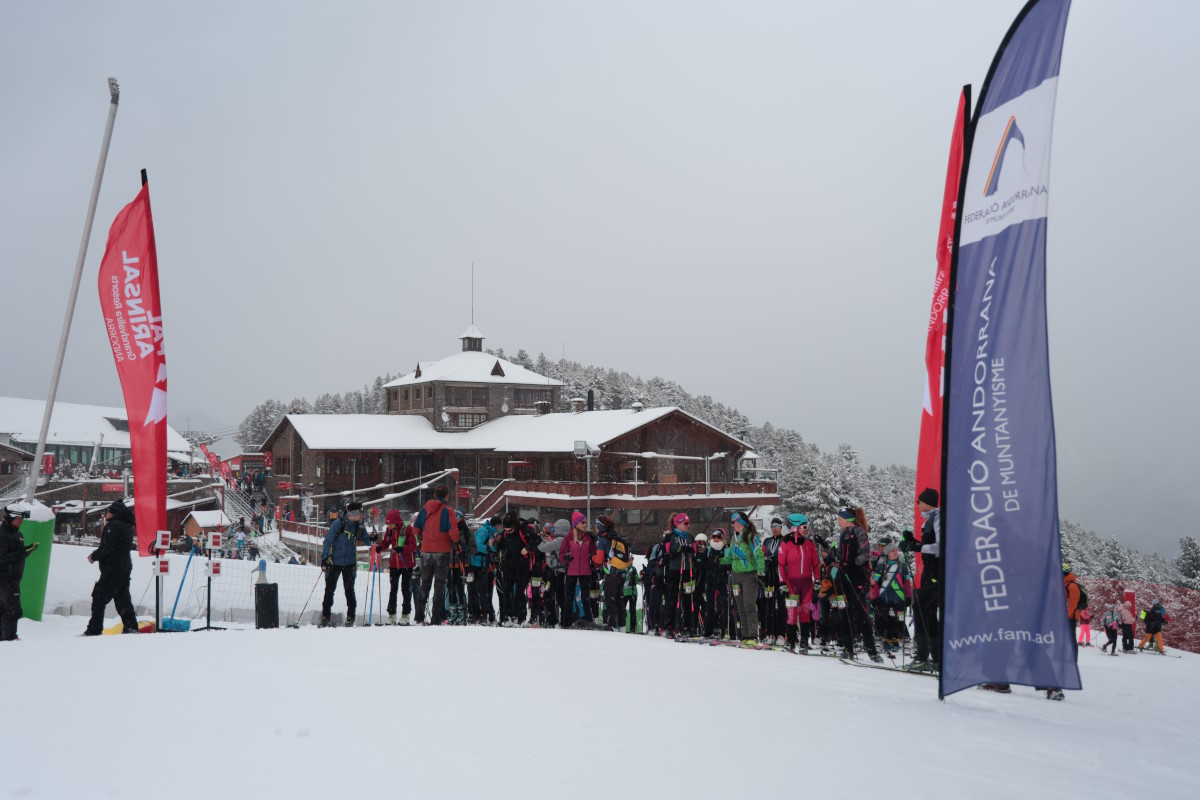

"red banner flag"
[98,183,167,556]
[199,443,220,474]
[914,88,968,587]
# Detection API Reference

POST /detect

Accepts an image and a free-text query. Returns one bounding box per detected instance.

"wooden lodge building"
[263,330,778,548]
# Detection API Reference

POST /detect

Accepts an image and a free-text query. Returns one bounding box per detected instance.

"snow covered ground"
[4,550,1196,799]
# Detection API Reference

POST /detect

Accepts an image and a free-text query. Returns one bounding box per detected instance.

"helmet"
[3,504,30,522]
[694,533,708,544]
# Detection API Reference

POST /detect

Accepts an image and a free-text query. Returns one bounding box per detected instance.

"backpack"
[1075,583,1088,611]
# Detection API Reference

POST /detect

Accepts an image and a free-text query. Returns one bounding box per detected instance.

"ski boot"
[345,616,355,628]
[981,683,1012,694]
[869,652,885,664]
[401,613,410,625]
[387,614,395,625]
[1045,689,1065,701]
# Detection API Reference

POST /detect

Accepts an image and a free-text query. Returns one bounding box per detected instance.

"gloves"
[24,542,39,555]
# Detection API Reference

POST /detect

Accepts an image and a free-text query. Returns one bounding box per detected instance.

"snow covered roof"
[456,407,676,453]
[460,325,485,340]
[281,414,449,451]
[276,407,750,455]
[0,396,190,453]
[185,510,231,529]
[383,351,563,389]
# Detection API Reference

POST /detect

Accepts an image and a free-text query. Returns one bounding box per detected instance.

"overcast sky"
[2,2,1196,556]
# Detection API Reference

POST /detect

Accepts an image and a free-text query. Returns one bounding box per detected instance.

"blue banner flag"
[941,0,1078,698]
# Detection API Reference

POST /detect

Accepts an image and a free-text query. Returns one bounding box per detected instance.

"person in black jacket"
[84,501,140,635]
[835,506,880,661]
[500,512,532,625]
[703,530,731,639]
[903,487,942,672]
[1,504,39,642]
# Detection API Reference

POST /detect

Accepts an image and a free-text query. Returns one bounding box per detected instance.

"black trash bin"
[254,583,279,629]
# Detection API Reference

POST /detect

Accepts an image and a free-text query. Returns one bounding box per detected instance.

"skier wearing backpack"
[413,487,461,626]
[1137,600,1170,654]
[1,504,39,642]
[777,513,819,652]
[379,509,418,624]
[319,501,377,627]
[537,521,566,627]
[871,540,912,658]
[835,506,881,662]
[704,530,731,639]
[1042,565,1083,700]
[599,516,633,631]
[471,516,502,624]
[1100,604,1120,655]
[760,518,786,645]
[661,513,695,637]
[500,511,533,625]
[904,488,942,672]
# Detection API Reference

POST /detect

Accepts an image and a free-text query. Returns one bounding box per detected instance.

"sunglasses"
[771,523,782,528]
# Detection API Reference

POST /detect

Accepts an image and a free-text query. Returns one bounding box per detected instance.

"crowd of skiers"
[320,485,951,673]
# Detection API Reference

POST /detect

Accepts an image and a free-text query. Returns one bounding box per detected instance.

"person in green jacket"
[723,512,764,643]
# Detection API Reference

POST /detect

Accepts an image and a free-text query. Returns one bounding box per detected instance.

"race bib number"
[833,596,846,609]
[531,577,542,588]
[684,580,696,595]
[764,586,774,598]
[785,595,799,609]
[733,584,741,597]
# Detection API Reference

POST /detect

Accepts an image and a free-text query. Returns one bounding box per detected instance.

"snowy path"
[2,615,1194,799]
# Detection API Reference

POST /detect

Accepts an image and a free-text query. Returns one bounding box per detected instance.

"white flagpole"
[26,77,122,501]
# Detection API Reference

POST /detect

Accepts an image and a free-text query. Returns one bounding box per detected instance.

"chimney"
[569,397,586,413]
[630,401,644,413]
[587,390,594,411]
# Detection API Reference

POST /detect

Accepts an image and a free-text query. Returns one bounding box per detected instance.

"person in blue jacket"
[320,501,376,627]
[470,515,501,623]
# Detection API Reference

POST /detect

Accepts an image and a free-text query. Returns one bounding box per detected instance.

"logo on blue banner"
[983,116,1026,197]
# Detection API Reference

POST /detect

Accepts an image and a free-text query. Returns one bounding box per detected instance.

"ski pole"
[294,568,322,627]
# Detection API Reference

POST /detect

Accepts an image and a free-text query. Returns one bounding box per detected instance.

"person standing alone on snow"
[320,501,375,627]
[0,504,38,642]
[84,501,140,636]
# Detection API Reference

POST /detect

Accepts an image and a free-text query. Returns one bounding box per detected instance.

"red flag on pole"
[914,88,968,588]
[97,183,167,556]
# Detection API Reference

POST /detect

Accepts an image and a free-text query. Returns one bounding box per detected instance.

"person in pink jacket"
[777,513,820,652]
[559,512,597,627]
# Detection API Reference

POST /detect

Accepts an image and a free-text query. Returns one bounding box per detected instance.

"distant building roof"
[460,324,486,340]
[185,510,231,529]
[0,395,190,454]
[383,351,563,389]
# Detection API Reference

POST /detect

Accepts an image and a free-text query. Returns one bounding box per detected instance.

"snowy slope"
[3,556,1196,799]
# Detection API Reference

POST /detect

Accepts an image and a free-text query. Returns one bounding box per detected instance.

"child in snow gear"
[778,513,819,652]
[705,530,731,639]
[1101,604,1120,655]
[599,516,633,631]
[1137,601,1169,654]
[691,533,709,634]
[320,501,377,627]
[1077,605,1091,646]
[537,521,567,628]
[1120,600,1136,652]
[871,540,912,658]
[835,506,881,662]
[379,510,417,624]
[816,542,838,651]
[84,501,140,636]
[0,504,37,642]
[723,512,763,644]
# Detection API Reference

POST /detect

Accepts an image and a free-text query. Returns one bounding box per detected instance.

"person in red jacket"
[378,509,418,624]
[414,486,461,625]
[778,513,820,652]
[559,511,597,627]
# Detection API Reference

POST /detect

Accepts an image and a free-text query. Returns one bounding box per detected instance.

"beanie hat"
[502,510,518,528]
[786,513,809,529]
[489,515,502,527]
[109,499,126,515]
[730,512,747,525]
[385,509,402,526]
[918,488,939,506]
[345,501,363,513]
[770,517,784,527]
[694,533,708,544]
[572,511,587,528]
[837,507,857,521]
